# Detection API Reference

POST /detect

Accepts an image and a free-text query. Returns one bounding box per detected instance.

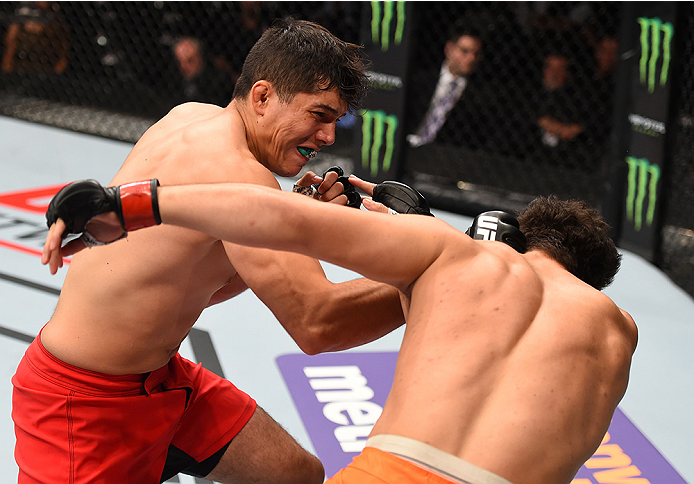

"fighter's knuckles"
[46,180,117,237]
[318,182,345,201]
[321,194,343,206]
[314,166,343,192]
[372,181,433,216]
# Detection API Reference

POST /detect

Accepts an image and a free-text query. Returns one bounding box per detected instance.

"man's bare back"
[370,240,637,484]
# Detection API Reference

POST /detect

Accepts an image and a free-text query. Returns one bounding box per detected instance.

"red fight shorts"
[12,332,256,483]
[325,446,463,484]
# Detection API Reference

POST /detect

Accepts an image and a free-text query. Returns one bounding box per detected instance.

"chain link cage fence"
[402,2,621,211]
[660,2,694,301]
[0,1,692,301]
[0,1,364,141]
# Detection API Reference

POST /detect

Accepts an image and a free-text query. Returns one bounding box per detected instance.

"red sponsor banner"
[0,184,66,214]
[0,184,70,264]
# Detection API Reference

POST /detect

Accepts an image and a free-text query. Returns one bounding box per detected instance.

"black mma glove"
[46,179,161,238]
[372,181,434,216]
[313,166,362,208]
[465,210,526,253]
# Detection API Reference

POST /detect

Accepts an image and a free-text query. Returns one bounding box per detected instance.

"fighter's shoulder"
[167,101,222,118]
[138,103,221,141]
[149,103,223,133]
[461,236,524,263]
[613,304,638,352]
[436,228,508,269]
[577,287,638,351]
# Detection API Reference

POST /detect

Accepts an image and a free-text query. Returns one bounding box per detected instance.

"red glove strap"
[119,180,160,231]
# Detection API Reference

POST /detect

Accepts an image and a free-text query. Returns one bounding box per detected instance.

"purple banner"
[572,408,687,483]
[276,352,397,477]
[277,352,686,482]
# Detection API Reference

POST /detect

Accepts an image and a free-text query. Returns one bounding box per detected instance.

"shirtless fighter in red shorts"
[14,19,406,484]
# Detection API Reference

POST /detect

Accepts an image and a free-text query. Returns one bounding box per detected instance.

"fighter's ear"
[250,80,272,114]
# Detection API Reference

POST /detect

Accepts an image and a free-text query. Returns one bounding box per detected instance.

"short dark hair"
[447,22,483,45]
[517,196,621,290]
[233,18,369,113]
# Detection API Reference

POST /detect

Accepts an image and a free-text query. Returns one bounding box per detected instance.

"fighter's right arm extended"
[158,183,451,292]
[41,180,466,319]
[42,177,454,286]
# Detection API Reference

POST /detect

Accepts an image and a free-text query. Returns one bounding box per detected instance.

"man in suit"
[406,24,485,148]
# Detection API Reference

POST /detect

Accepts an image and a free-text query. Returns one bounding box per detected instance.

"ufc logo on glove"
[473,215,500,241]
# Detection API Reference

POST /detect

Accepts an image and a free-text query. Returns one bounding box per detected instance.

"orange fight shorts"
[12,332,256,483]
[325,446,464,484]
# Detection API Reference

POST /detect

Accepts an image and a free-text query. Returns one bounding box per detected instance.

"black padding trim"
[160,440,232,482]
[150,179,162,225]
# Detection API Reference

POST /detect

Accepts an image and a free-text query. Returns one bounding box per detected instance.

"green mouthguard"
[298,147,312,157]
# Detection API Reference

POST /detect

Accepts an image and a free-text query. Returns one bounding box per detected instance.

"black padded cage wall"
[0,1,693,301]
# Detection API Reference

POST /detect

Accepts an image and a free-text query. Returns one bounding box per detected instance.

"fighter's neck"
[523,250,567,276]
[229,100,261,160]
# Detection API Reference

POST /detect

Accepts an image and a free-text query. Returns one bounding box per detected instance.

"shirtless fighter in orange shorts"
[42,177,637,484]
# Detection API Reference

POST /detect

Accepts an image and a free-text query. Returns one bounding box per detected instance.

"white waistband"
[366,434,514,484]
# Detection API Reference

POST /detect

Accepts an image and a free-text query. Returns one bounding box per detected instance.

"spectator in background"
[170,36,232,107]
[406,23,486,148]
[312,2,362,45]
[511,2,594,56]
[584,34,619,152]
[535,52,586,165]
[210,1,267,85]
[594,35,618,83]
[2,1,70,74]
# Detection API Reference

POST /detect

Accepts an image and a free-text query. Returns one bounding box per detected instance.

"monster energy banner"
[353,1,413,182]
[615,3,678,260]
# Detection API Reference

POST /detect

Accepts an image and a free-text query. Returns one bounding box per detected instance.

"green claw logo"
[637,17,674,93]
[625,157,660,231]
[370,1,405,52]
[360,109,398,177]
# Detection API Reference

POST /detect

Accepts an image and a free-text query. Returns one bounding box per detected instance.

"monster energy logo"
[637,17,673,93]
[361,109,398,177]
[371,1,405,51]
[625,157,660,231]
